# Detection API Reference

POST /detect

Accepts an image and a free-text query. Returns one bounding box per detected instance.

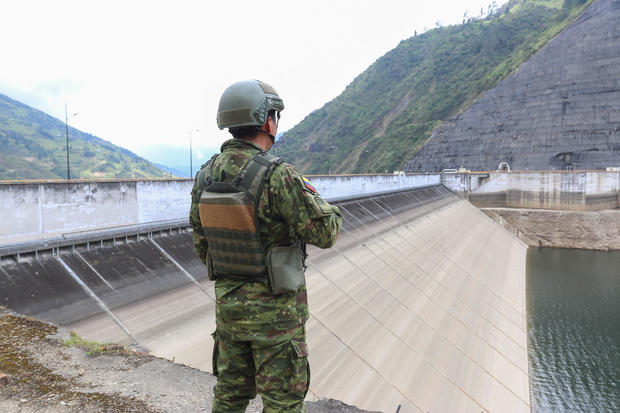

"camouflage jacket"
[189,138,341,334]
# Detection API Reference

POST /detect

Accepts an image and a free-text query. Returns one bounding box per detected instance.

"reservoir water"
[527,248,620,412]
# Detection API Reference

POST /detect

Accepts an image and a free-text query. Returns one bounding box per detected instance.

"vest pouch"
[267,242,305,295]
[200,188,267,277]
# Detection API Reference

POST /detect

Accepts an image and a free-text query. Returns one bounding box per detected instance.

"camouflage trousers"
[211,325,310,413]
[211,279,311,413]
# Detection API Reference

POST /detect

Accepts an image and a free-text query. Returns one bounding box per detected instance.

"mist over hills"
[0,93,168,180]
[133,131,288,178]
[134,144,219,178]
[273,0,595,174]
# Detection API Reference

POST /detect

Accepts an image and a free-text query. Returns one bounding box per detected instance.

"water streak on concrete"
[56,256,137,343]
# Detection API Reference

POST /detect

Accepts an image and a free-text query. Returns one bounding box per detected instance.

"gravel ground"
[0,309,379,413]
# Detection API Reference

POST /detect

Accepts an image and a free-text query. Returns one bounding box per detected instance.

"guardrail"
[0,219,190,261]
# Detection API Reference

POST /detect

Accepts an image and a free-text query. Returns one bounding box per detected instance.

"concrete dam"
[0,177,530,412]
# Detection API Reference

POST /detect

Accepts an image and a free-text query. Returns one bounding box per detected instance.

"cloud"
[0,80,81,121]
[1,0,509,155]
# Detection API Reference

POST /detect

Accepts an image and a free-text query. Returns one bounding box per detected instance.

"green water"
[527,248,620,412]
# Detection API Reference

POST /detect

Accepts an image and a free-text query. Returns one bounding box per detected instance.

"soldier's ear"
[265,115,277,135]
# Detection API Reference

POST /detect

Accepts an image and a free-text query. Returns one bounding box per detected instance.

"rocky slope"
[482,208,620,250]
[406,0,620,172]
[274,0,595,174]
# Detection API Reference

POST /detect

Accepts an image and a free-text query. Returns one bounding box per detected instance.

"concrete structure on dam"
[442,170,620,211]
[0,173,439,246]
[0,182,529,412]
[406,0,620,172]
[2,170,616,248]
[440,170,620,250]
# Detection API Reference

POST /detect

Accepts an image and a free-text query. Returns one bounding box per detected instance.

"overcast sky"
[1,0,507,161]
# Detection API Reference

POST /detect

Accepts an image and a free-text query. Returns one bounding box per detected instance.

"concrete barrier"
[0,179,193,246]
[0,174,439,246]
[0,181,136,245]
[308,173,440,200]
[443,171,620,210]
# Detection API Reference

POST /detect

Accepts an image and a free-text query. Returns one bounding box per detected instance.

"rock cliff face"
[482,208,620,250]
[406,0,620,172]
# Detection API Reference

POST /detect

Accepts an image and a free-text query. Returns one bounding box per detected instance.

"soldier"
[189,80,341,413]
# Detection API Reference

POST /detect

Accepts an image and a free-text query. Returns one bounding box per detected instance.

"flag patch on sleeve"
[302,177,318,193]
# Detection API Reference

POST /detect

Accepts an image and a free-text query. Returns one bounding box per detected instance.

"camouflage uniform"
[190,138,341,413]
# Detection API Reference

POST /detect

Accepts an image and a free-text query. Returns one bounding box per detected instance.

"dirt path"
[0,309,377,413]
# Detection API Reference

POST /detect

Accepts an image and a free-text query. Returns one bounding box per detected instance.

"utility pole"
[189,128,199,177]
[64,103,78,180]
[65,103,70,180]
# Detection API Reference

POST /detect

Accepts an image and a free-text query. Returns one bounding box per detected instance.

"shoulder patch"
[302,177,317,194]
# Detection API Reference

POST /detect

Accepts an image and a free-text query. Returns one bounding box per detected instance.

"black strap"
[196,154,218,194]
[201,151,283,193]
[236,153,283,191]
[206,154,219,186]
[214,273,269,283]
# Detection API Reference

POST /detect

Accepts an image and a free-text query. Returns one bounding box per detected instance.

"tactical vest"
[197,152,283,279]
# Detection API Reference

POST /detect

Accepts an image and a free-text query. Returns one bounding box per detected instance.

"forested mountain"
[407,0,619,172]
[273,0,594,173]
[0,93,167,180]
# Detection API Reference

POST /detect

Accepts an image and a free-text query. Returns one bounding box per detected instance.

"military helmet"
[216,80,285,130]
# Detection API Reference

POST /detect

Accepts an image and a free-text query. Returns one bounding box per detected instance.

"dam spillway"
[0,185,529,412]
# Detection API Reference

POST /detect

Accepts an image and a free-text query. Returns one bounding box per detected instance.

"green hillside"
[274,0,594,173]
[0,93,168,180]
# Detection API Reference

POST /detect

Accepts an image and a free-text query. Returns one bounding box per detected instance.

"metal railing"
[0,219,190,261]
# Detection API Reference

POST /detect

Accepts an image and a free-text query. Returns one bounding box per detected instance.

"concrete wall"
[443,171,620,211]
[0,174,438,246]
[308,173,440,200]
[135,180,194,223]
[4,170,614,245]
[0,181,142,246]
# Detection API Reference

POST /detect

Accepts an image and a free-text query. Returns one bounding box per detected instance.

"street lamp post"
[65,103,78,180]
[189,128,199,177]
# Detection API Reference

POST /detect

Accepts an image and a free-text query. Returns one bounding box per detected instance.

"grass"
[0,312,156,411]
[63,331,125,356]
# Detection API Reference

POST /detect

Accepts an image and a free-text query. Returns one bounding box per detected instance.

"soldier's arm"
[270,164,341,248]
[189,179,208,264]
